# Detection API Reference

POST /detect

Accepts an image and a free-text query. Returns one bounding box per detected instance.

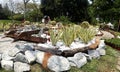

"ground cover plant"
[105,38,120,49]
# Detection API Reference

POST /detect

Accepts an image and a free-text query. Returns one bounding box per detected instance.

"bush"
[54,16,71,24]
[12,14,24,21]
[105,38,120,48]
[80,21,90,28]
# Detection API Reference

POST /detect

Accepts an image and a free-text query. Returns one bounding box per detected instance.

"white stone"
[37,43,50,48]
[56,41,64,48]
[14,62,30,72]
[59,46,71,51]
[8,47,20,57]
[88,50,100,59]
[2,51,14,60]
[70,41,86,49]
[117,35,120,39]
[47,55,70,72]
[83,53,92,61]
[41,34,47,38]
[1,60,13,70]
[98,40,105,49]
[96,40,106,55]
[15,43,34,52]
[25,50,36,64]
[67,53,87,68]
[35,50,45,64]
[97,48,106,55]
[14,53,28,63]
[0,53,2,60]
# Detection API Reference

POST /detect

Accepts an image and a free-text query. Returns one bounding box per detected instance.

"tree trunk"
[34,46,93,57]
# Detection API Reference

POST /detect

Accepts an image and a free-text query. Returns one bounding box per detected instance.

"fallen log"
[35,38,100,57]
[61,47,89,57]
[34,46,62,56]
[34,46,98,57]
[4,29,47,43]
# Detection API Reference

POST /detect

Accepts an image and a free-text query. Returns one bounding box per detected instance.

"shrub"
[77,26,97,44]
[105,38,120,48]
[12,14,24,21]
[61,25,77,46]
[54,16,71,24]
[80,21,90,28]
[49,29,63,46]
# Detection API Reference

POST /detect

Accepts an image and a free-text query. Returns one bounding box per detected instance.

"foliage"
[41,0,90,22]
[0,20,20,31]
[105,38,120,48]
[80,21,90,28]
[49,24,97,46]
[0,68,13,72]
[0,4,11,19]
[54,15,71,24]
[89,0,120,27]
[77,26,96,44]
[12,14,24,21]
[49,21,56,25]
[27,9,43,22]
[49,29,63,46]
[61,25,77,46]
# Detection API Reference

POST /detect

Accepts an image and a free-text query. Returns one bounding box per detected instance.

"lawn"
[0,46,119,72]
[0,20,20,31]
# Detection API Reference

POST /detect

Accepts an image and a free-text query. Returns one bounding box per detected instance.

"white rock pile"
[0,34,106,72]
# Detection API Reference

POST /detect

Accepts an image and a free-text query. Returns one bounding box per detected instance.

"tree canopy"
[90,0,120,23]
[41,0,90,22]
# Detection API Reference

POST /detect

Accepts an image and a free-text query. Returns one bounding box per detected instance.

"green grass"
[69,46,119,72]
[0,46,119,72]
[0,20,12,23]
[0,20,21,31]
[0,68,13,72]
[0,20,20,23]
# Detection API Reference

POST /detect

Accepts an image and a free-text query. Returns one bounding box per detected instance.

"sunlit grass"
[69,46,119,72]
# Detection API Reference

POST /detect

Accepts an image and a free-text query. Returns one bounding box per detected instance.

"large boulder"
[67,52,87,68]
[35,50,45,64]
[14,53,28,63]
[15,43,34,52]
[25,50,36,64]
[88,50,100,59]
[14,62,30,72]
[2,51,14,60]
[8,47,20,57]
[1,60,13,70]
[47,55,70,72]
[97,40,106,55]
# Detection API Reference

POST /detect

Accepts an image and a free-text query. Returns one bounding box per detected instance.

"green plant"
[77,26,96,44]
[61,25,78,46]
[54,15,71,24]
[49,21,56,25]
[49,29,63,46]
[80,21,90,28]
[105,38,120,48]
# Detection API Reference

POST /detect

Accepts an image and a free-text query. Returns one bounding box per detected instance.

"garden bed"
[105,38,120,51]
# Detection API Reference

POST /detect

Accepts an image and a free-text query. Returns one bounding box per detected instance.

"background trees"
[89,0,120,29]
[1,0,120,29]
[0,4,11,19]
[41,0,90,22]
